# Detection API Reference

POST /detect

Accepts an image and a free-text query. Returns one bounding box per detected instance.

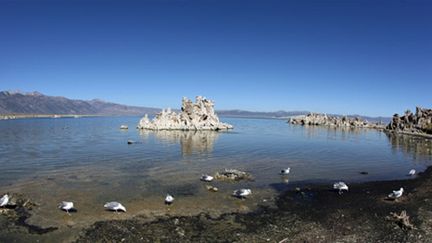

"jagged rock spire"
[137,96,233,131]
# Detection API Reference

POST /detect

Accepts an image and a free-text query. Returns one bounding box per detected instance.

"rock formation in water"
[214,169,253,181]
[137,96,233,131]
[386,107,432,136]
[288,113,385,129]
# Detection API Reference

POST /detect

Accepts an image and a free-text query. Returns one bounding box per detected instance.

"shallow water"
[0,116,431,241]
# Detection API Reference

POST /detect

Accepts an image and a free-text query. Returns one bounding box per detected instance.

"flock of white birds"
[0,168,416,214]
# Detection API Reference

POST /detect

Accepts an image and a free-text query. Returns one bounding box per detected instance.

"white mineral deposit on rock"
[137,96,233,131]
[288,113,384,129]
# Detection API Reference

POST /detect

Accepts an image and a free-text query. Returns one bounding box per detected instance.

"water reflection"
[386,132,432,160]
[300,125,373,140]
[139,130,219,156]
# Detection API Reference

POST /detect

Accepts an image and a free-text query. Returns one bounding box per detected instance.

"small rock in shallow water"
[176,227,185,237]
[66,220,75,227]
[206,185,218,192]
[214,169,253,181]
[0,208,9,214]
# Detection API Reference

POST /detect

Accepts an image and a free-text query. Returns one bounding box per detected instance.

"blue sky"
[0,0,431,116]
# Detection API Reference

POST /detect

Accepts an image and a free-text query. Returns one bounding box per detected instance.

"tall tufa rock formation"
[137,96,233,131]
[386,107,432,135]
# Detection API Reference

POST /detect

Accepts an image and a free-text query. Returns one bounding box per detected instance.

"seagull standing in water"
[104,202,126,212]
[0,194,9,207]
[333,182,349,195]
[233,189,252,199]
[388,188,404,200]
[408,169,416,176]
[58,201,74,215]
[200,174,214,182]
[280,168,290,175]
[165,194,174,205]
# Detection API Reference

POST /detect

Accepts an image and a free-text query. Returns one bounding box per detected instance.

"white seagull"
[388,188,404,200]
[280,168,290,175]
[408,169,416,176]
[104,201,126,212]
[233,189,252,199]
[0,194,9,207]
[333,182,349,194]
[165,194,174,205]
[58,201,74,214]
[200,174,214,182]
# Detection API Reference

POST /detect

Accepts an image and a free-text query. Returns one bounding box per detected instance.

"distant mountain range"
[0,91,390,122]
[0,91,160,115]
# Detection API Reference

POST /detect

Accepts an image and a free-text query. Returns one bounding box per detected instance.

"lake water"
[0,116,431,241]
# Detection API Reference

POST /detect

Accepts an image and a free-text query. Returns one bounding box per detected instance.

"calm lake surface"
[1,116,431,185]
[0,116,431,241]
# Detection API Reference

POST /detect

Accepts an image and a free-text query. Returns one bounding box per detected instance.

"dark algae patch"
[0,194,58,237]
[76,168,432,242]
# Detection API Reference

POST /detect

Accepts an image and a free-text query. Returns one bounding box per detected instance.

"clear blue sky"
[1,0,431,116]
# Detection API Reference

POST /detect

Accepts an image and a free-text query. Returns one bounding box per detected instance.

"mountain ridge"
[0,91,160,115]
[0,91,390,122]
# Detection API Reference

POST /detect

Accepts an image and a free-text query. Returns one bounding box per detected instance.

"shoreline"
[0,114,153,120]
[76,167,432,242]
[385,129,432,139]
[0,114,102,120]
[1,162,431,242]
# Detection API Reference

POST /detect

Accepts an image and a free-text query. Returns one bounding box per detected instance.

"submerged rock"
[386,107,432,136]
[214,169,253,181]
[137,96,233,131]
[288,113,384,129]
[205,185,219,192]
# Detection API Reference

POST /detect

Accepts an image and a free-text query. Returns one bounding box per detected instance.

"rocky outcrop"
[214,169,253,181]
[288,113,385,129]
[386,107,432,136]
[0,115,17,120]
[137,96,233,131]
